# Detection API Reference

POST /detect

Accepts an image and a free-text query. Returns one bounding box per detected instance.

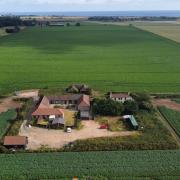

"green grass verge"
[0,109,17,138]
[0,150,179,179]
[0,24,180,94]
[158,106,180,137]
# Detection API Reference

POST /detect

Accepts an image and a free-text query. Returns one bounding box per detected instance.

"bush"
[139,101,154,112]
[66,23,70,27]
[123,100,138,114]
[0,145,9,153]
[131,92,150,102]
[75,22,81,26]
[5,26,20,33]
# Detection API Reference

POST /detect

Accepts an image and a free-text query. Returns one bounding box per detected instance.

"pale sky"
[0,0,180,12]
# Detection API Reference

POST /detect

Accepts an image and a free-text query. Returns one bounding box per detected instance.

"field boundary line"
[157,107,180,147]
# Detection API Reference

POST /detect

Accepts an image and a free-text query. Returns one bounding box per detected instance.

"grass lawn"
[158,106,180,137]
[95,116,126,131]
[0,109,17,138]
[64,109,75,127]
[0,23,180,93]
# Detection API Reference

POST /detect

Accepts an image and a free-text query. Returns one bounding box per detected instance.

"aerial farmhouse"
[32,94,91,127]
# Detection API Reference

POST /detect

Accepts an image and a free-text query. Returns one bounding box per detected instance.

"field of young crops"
[0,150,180,179]
[158,106,180,137]
[0,109,17,138]
[0,23,180,94]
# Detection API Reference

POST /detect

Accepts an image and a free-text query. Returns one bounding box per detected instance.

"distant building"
[48,23,65,27]
[66,84,91,95]
[109,92,133,103]
[4,136,28,149]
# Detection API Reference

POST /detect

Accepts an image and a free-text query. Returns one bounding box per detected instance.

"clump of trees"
[124,100,138,115]
[92,99,124,116]
[131,92,154,112]
[92,92,154,117]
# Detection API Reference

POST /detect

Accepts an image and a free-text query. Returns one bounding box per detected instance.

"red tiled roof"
[38,96,50,108]
[4,136,27,146]
[32,108,64,116]
[78,95,90,109]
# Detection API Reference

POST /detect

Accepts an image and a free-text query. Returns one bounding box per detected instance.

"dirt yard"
[153,98,180,111]
[15,89,39,98]
[0,97,21,113]
[19,120,137,150]
[0,89,39,113]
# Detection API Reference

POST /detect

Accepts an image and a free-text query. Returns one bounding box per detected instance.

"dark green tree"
[124,100,138,115]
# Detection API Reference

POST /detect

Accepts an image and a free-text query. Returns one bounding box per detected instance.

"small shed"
[3,136,28,149]
[123,115,138,130]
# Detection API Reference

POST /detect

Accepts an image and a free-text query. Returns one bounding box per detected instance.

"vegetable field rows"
[0,150,180,179]
[158,106,180,137]
[0,109,17,138]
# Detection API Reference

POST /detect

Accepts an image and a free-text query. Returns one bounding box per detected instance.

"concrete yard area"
[19,120,137,150]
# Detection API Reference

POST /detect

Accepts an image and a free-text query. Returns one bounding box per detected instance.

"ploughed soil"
[153,98,180,111]
[19,120,138,150]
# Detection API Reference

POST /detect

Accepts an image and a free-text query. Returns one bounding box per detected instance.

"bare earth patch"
[153,98,180,111]
[0,97,21,113]
[0,90,38,113]
[19,120,137,150]
[15,89,39,98]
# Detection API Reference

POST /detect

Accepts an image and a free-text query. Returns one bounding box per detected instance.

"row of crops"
[158,106,180,137]
[0,150,180,179]
[0,109,17,138]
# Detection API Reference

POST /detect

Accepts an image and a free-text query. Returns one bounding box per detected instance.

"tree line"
[0,16,36,28]
[88,16,178,22]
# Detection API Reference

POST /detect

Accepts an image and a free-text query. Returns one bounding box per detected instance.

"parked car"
[66,127,72,133]
[99,124,108,129]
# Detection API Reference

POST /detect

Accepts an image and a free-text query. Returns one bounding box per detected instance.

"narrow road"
[157,109,180,147]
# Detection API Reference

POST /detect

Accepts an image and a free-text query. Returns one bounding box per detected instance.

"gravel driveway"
[19,120,137,150]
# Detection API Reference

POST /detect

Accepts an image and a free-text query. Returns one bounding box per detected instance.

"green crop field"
[158,106,180,137]
[0,109,17,138]
[0,23,180,94]
[0,150,180,179]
